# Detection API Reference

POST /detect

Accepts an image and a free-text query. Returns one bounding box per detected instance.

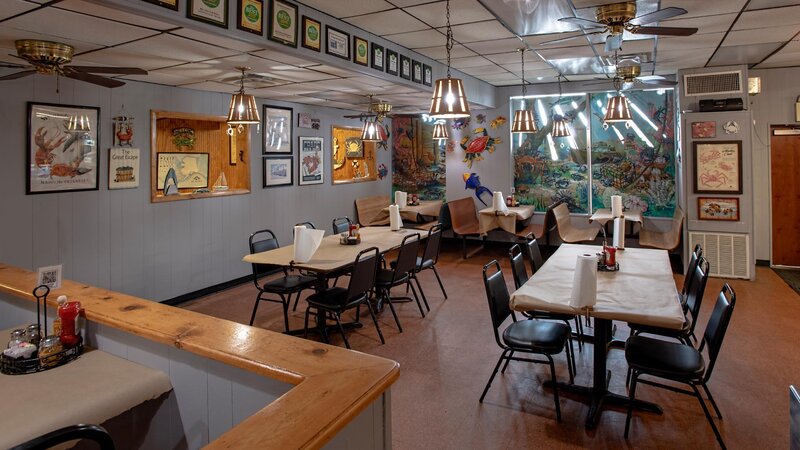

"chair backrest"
[542,201,561,236]
[332,216,352,234]
[509,244,529,289]
[437,202,452,231]
[420,223,443,266]
[525,237,545,274]
[447,197,479,235]
[15,424,115,450]
[355,195,391,226]
[665,206,685,250]
[392,233,421,282]
[552,203,573,238]
[681,244,703,301]
[699,283,736,382]
[346,247,380,301]
[482,260,516,347]
[685,257,710,334]
[249,229,281,280]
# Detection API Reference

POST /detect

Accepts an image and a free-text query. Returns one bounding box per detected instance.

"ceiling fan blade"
[637,75,666,81]
[67,66,148,75]
[0,69,37,81]
[639,78,677,87]
[0,62,27,69]
[62,69,125,88]
[629,7,688,26]
[539,31,605,46]
[622,81,635,90]
[559,17,606,29]
[605,34,623,52]
[583,79,614,86]
[629,26,698,36]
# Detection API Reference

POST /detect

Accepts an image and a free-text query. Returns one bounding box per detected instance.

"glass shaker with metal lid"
[25,324,41,347]
[8,329,26,348]
[38,335,63,367]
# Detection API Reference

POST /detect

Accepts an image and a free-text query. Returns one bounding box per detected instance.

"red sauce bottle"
[57,296,81,347]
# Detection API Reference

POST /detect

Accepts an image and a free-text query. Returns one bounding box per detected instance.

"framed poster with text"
[693,140,742,194]
[326,26,350,60]
[298,136,324,185]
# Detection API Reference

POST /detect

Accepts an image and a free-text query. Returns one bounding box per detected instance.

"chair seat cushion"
[502,320,570,354]
[375,268,408,287]
[306,287,352,310]
[625,335,705,380]
[390,257,434,271]
[262,274,316,292]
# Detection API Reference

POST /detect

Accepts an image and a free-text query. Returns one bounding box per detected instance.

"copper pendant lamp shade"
[226,67,259,135]
[603,94,632,124]
[552,117,571,137]
[432,122,449,140]
[360,118,385,142]
[511,110,537,133]
[428,0,470,119]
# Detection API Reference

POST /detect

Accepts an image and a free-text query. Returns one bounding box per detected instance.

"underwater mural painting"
[392,116,446,200]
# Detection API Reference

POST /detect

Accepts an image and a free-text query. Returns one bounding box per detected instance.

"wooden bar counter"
[0,263,399,449]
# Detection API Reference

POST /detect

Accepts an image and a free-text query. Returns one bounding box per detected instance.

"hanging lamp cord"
[520,49,526,97]
[445,0,452,78]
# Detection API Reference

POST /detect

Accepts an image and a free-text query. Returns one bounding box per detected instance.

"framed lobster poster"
[27,102,100,194]
[693,140,742,194]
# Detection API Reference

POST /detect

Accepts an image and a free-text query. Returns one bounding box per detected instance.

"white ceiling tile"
[216,54,337,82]
[308,64,361,77]
[249,49,318,67]
[55,0,176,30]
[3,7,158,46]
[656,49,714,64]
[0,24,104,54]
[484,52,526,65]
[660,0,749,19]
[662,13,738,35]
[449,55,495,69]
[1,0,38,21]
[404,0,494,28]
[756,40,800,65]
[460,65,509,76]
[298,0,394,18]
[384,0,430,6]
[250,84,321,95]
[658,33,725,51]
[346,10,428,36]
[733,5,800,29]
[439,20,515,43]
[524,32,585,48]
[414,44,476,59]
[171,29,266,52]
[466,37,523,55]
[119,71,192,86]
[709,42,782,65]
[179,80,234,92]
[724,25,799,46]
[747,0,800,9]
[382,29,444,49]
[538,45,598,60]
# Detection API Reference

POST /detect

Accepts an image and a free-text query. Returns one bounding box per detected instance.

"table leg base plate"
[544,382,663,429]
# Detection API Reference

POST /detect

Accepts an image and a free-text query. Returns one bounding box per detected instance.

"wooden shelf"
[150,110,251,203]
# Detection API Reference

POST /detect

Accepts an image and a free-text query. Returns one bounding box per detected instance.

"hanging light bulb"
[432,121,449,140]
[512,48,537,134]
[226,66,260,136]
[429,0,470,119]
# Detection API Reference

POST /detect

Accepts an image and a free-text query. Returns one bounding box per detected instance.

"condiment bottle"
[25,324,41,347]
[39,335,63,367]
[8,329,26,348]
[57,296,81,347]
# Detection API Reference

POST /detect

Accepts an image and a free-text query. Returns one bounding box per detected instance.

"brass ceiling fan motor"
[596,2,637,36]
[15,40,74,73]
[617,64,641,83]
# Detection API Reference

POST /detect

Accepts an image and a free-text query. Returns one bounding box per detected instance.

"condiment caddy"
[339,224,362,245]
[1,285,83,375]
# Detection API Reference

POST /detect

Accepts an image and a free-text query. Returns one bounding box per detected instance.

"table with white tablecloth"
[478,205,535,234]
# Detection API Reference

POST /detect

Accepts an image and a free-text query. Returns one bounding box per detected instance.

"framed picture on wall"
[386,49,398,76]
[698,197,739,221]
[371,43,384,71]
[691,121,716,138]
[268,0,298,47]
[353,36,369,66]
[423,64,432,86]
[693,140,742,194]
[27,102,100,194]
[326,25,350,60]
[108,147,140,190]
[298,136,324,185]
[263,105,293,154]
[412,60,423,83]
[263,156,293,187]
[187,0,228,28]
[237,0,263,35]
[143,0,178,10]
[400,55,411,80]
[301,16,321,51]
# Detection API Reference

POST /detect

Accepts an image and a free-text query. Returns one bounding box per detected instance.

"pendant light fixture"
[603,52,632,129]
[551,74,570,138]
[361,117,386,142]
[512,48,537,134]
[432,121,449,141]
[226,66,259,136]
[428,0,470,119]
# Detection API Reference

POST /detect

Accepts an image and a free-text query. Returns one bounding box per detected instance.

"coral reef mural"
[392,116,446,200]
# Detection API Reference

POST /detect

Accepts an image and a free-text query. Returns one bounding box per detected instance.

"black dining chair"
[508,244,577,375]
[332,216,352,235]
[624,283,736,449]
[395,223,446,312]
[479,260,574,422]
[249,229,316,332]
[515,241,585,352]
[375,233,425,332]
[13,424,115,450]
[681,244,703,309]
[303,247,384,349]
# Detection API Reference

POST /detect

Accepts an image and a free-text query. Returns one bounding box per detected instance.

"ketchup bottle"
[56,295,81,347]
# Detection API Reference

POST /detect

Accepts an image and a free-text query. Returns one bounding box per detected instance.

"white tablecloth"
[478,205,535,234]
[510,244,684,329]
[589,208,643,225]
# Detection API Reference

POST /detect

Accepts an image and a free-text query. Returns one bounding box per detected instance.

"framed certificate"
[423,64,432,86]
[237,0,263,34]
[143,0,178,10]
[353,36,369,66]
[371,43,384,71]
[386,49,398,76]
[268,0,298,47]
[412,60,422,83]
[301,16,321,51]
[400,55,411,80]
[187,0,228,28]
[326,25,350,60]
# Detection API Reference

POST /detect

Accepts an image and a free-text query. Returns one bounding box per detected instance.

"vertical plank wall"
[0,76,391,301]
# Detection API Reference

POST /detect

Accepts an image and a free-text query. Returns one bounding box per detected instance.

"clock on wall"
[723,120,740,134]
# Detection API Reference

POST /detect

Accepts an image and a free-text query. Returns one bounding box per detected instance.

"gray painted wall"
[0,75,391,301]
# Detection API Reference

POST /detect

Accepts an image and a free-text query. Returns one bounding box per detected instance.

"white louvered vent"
[683,71,743,96]
[689,232,750,279]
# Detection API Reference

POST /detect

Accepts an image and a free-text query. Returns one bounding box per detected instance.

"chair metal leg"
[701,382,723,419]
[383,288,404,332]
[626,366,633,387]
[479,350,508,403]
[565,339,575,384]
[547,355,562,422]
[279,294,289,333]
[624,371,639,438]
[249,292,263,326]
[334,313,350,349]
[574,316,584,351]
[303,307,311,339]
[691,383,727,449]
[364,300,385,345]
[431,265,448,299]
[501,350,514,373]
[462,235,467,259]
[408,279,425,318]
[292,291,301,311]
[412,274,430,311]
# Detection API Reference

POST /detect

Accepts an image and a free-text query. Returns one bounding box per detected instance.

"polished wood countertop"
[0,263,400,449]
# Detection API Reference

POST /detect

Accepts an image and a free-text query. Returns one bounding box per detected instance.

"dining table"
[478,205,535,234]
[243,226,424,339]
[509,244,684,428]
[381,200,443,223]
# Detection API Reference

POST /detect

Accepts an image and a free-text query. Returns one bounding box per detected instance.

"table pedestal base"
[545,381,663,428]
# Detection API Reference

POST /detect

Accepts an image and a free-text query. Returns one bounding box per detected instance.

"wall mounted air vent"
[688,232,750,279]
[683,71,743,97]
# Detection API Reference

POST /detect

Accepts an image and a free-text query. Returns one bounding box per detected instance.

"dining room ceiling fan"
[343,95,395,122]
[540,2,697,52]
[587,62,677,90]
[0,40,147,88]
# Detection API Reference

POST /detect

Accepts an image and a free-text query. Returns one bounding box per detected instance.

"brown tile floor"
[183,242,800,449]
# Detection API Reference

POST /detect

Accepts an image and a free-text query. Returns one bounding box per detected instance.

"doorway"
[770,126,800,267]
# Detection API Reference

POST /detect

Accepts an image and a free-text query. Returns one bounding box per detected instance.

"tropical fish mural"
[391,116,446,200]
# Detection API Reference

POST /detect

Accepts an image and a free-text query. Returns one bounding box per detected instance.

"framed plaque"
[301,16,321,51]
[326,26,350,60]
[237,0,263,34]
[268,0,298,47]
[386,49,398,76]
[693,140,742,194]
[188,0,228,28]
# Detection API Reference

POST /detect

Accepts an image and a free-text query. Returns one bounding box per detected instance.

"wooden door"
[770,127,800,266]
